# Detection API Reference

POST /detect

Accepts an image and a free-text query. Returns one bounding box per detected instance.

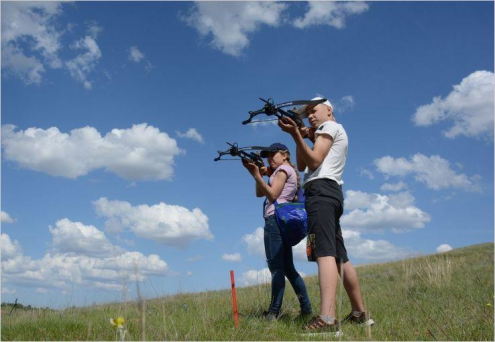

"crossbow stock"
[242,97,328,127]
[213,142,267,167]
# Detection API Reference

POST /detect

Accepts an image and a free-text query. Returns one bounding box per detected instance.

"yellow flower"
[110,317,125,328]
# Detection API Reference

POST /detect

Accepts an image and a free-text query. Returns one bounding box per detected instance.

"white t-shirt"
[304,120,348,186]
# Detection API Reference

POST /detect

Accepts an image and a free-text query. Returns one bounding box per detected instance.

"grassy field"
[2,243,493,341]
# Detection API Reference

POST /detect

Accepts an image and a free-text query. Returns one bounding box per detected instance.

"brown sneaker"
[302,316,343,337]
[341,311,375,326]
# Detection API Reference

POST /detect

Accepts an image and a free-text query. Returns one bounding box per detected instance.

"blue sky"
[1,1,493,309]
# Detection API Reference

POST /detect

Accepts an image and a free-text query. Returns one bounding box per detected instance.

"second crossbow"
[214,142,267,167]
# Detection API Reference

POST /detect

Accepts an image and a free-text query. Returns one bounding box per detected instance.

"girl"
[243,143,312,320]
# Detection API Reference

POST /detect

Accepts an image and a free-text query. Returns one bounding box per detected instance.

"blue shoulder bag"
[274,186,308,246]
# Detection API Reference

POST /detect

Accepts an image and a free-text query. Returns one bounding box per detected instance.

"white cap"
[296,96,333,118]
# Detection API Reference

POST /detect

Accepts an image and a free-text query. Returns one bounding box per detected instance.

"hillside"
[2,243,493,341]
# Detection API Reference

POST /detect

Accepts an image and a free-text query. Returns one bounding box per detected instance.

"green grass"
[2,243,493,341]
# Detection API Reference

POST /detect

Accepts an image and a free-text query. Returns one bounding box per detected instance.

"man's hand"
[278,117,301,137]
[307,127,316,143]
[299,126,316,143]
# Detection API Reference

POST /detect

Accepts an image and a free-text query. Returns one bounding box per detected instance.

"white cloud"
[1,211,14,223]
[380,181,408,192]
[240,218,414,264]
[2,287,17,294]
[2,251,168,291]
[93,281,126,292]
[240,268,271,286]
[86,21,103,39]
[66,36,102,89]
[242,227,265,257]
[295,234,412,263]
[338,95,355,112]
[49,219,122,258]
[93,197,213,248]
[129,46,145,63]
[128,46,153,72]
[436,244,453,253]
[1,123,183,181]
[293,2,369,29]
[103,69,112,80]
[1,2,63,84]
[186,255,203,262]
[1,44,46,85]
[222,253,242,262]
[343,230,415,261]
[374,154,481,192]
[242,227,308,261]
[1,231,169,292]
[358,167,374,180]
[292,237,308,262]
[1,3,103,88]
[186,271,193,277]
[176,128,205,144]
[1,233,23,260]
[413,70,494,141]
[342,190,430,233]
[181,2,287,57]
[35,288,49,294]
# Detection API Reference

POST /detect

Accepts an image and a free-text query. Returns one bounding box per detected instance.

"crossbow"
[214,142,267,167]
[242,98,328,127]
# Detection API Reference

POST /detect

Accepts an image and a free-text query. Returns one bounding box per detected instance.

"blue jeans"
[264,215,312,315]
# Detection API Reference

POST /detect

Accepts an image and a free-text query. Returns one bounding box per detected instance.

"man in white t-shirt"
[278,96,374,333]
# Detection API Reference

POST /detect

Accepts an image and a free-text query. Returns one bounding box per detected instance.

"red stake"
[230,270,239,328]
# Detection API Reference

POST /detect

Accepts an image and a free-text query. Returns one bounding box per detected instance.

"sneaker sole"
[300,330,343,338]
[362,319,375,326]
[342,318,375,326]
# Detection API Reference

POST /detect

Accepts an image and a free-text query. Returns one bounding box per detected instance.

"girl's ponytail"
[282,151,301,202]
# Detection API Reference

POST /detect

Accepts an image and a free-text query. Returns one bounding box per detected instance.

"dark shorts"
[304,179,349,264]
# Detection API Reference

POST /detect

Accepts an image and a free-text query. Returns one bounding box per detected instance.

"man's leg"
[316,256,339,318]
[334,204,366,313]
[305,182,341,327]
[337,261,365,312]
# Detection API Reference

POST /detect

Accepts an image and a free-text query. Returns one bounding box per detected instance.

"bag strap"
[264,178,272,215]
[292,186,305,203]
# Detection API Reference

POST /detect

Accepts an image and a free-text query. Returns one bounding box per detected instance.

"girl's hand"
[261,166,274,177]
[242,160,260,177]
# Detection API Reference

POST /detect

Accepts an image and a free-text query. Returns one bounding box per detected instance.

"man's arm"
[289,124,333,171]
[296,144,307,171]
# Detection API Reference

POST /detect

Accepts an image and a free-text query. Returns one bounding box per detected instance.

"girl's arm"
[253,170,287,203]
[255,182,264,197]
